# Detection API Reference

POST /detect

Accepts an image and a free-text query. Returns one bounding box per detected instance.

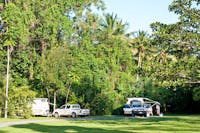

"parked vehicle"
[123,104,132,115]
[53,104,90,118]
[32,98,49,116]
[123,97,161,117]
[131,103,151,117]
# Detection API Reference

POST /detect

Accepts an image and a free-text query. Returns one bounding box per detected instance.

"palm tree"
[100,13,128,37]
[97,13,130,91]
[131,31,157,81]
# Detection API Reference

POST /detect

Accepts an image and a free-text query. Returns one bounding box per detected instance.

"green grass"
[0,115,200,133]
[0,116,55,122]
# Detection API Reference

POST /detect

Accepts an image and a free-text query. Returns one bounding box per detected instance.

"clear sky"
[103,0,179,33]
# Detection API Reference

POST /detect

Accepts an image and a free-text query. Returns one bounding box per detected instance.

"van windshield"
[124,104,130,108]
[132,104,143,108]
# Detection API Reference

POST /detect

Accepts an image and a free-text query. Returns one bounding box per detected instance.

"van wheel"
[72,112,76,118]
[144,113,149,117]
[146,113,150,117]
[54,112,59,118]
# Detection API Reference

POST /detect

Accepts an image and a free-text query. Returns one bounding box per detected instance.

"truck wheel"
[132,112,135,117]
[54,112,59,118]
[72,112,76,118]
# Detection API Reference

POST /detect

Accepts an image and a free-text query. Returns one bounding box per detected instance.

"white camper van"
[32,98,49,116]
[123,97,161,117]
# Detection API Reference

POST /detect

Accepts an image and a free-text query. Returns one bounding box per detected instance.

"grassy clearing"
[0,115,200,133]
[0,117,54,122]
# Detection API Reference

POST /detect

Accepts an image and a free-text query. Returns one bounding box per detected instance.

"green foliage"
[67,92,78,104]
[90,93,113,115]
[8,86,36,118]
[0,78,5,116]
[149,0,200,87]
[0,48,6,74]
[193,87,200,101]
[1,3,33,46]
[101,13,128,36]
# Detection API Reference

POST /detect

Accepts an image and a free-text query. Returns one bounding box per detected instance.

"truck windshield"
[72,105,80,109]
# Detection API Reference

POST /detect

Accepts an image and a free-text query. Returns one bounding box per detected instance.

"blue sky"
[103,0,179,33]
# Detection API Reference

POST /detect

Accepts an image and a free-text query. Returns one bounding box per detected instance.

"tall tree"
[150,0,200,87]
[1,0,33,118]
[131,31,155,81]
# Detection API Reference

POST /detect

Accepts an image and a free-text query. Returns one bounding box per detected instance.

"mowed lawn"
[0,115,200,133]
[0,117,55,123]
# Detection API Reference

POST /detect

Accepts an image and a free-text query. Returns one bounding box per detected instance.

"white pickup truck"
[53,104,90,118]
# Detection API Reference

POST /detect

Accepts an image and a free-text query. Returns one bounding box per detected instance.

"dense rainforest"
[0,0,200,118]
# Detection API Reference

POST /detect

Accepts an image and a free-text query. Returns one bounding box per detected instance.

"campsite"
[0,0,200,132]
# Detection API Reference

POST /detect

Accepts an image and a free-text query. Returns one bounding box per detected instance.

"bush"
[90,93,112,115]
[8,86,36,118]
[22,106,32,119]
[112,105,123,115]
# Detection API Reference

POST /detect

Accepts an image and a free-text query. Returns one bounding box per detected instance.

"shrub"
[8,86,36,118]
[90,93,112,115]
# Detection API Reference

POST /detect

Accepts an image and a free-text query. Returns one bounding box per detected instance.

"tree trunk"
[4,0,7,5]
[65,84,71,104]
[4,46,10,118]
[53,90,57,112]
[137,52,142,82]
[136,74,139,82]
[138,52,142,68]
[46,88,50,111]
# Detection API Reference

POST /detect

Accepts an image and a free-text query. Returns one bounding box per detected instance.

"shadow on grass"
[61,115,200,132]
[68,115,200,125]
[2,123,133,133]
[0,115,199,133]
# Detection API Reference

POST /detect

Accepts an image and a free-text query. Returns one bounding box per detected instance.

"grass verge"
[0,115,199,133]
[0,116,55,122]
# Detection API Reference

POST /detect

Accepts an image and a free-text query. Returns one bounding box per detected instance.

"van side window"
[66,105,70,109]
[41,99,46,102]
[60,105,65,109]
